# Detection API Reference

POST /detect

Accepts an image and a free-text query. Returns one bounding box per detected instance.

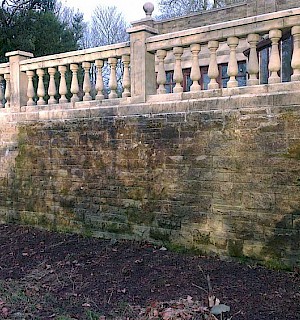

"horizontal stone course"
[1,91,300,266]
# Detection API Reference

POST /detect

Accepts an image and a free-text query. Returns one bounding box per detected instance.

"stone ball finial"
[143,2,154,18]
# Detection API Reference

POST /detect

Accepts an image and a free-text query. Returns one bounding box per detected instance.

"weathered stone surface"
[0,92,300,267]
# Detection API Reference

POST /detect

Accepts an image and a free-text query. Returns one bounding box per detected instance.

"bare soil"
[0,224,299,320]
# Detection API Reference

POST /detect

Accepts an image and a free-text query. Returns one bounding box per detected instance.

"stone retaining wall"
[0,92,300,267]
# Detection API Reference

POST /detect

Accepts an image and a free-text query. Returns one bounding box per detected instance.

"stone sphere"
[143,2,154,17]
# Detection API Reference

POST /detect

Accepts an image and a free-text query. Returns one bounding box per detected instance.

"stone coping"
[1,83,299,124]
[0,63,10,74]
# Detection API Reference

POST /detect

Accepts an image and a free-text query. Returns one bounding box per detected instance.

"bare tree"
[89,5,129,47]
[83,5,130,98]
[157,0,233,19]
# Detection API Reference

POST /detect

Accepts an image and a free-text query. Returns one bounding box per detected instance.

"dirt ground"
[0,224,299,320]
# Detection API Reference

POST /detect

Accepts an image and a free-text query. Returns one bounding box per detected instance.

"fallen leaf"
[82,303,91,307]
[1,307,9,317]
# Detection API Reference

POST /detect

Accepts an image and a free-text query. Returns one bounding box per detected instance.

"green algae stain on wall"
[9,124,86,233]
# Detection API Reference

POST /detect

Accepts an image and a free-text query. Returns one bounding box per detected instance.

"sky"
[62,0,160,23]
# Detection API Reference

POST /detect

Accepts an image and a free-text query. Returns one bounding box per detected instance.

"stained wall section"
[0,93,300,266]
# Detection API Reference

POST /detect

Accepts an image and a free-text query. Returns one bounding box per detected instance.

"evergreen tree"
[0,0,84,61]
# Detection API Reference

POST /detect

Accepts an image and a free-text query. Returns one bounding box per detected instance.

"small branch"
[228,309,242,319]
[192,283,208,294]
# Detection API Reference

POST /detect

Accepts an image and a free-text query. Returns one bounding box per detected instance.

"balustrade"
[0,7,299,109]
[147,7,300,96]
[3,43,132,107]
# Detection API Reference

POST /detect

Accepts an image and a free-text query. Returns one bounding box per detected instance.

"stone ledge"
[1,88,300,124]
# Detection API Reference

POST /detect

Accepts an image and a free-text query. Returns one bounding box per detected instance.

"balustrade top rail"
[19,42,130,71]
[0,5,299,111]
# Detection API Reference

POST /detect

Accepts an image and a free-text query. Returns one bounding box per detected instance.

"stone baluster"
[268,29,282,84]
[247,33,260,86]
[26,71,35,106]
[48,67,57,104]
[207,40,219,90]
[4,74,11,108]
[0,76,4,108]
[122,55,131,98]
[36,69,45,105]
[95,60,104,100]
[70,63,80,102]
[190,43,201,91]
[227,37,239,88]
[82,62,92,101]
[291,26,300,82]
[108,57,118,99]
[173,46,184,93]
[156,49,167,94]
[58,65,68,103]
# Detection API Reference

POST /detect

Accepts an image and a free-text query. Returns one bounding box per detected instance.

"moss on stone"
[103,221,133,234]
[285,144,300,160]
[126,206,156,225]
[227,239,244,258]
[149,228,170,242]
[193,232,212,246]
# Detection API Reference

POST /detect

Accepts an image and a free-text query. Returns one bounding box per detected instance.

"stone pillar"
[108,57,118,99]
[58,66,68,103]
[190,43,201,92]
[156,49,167,94]
[127,24,158,103]
[268,29,282,84]
[26,71,35,106]
[208,40,219,90]
[227,36,239,88]
[70,64,80,102]
[48,67,57,104]
[36,68,46,105]
[173,46,184,93]
[122,55,131,98]
[291,26,300,82]
[82,62,92,101]
[247,33,260,86]
[95,60,104,100]
[5,51,34,111]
